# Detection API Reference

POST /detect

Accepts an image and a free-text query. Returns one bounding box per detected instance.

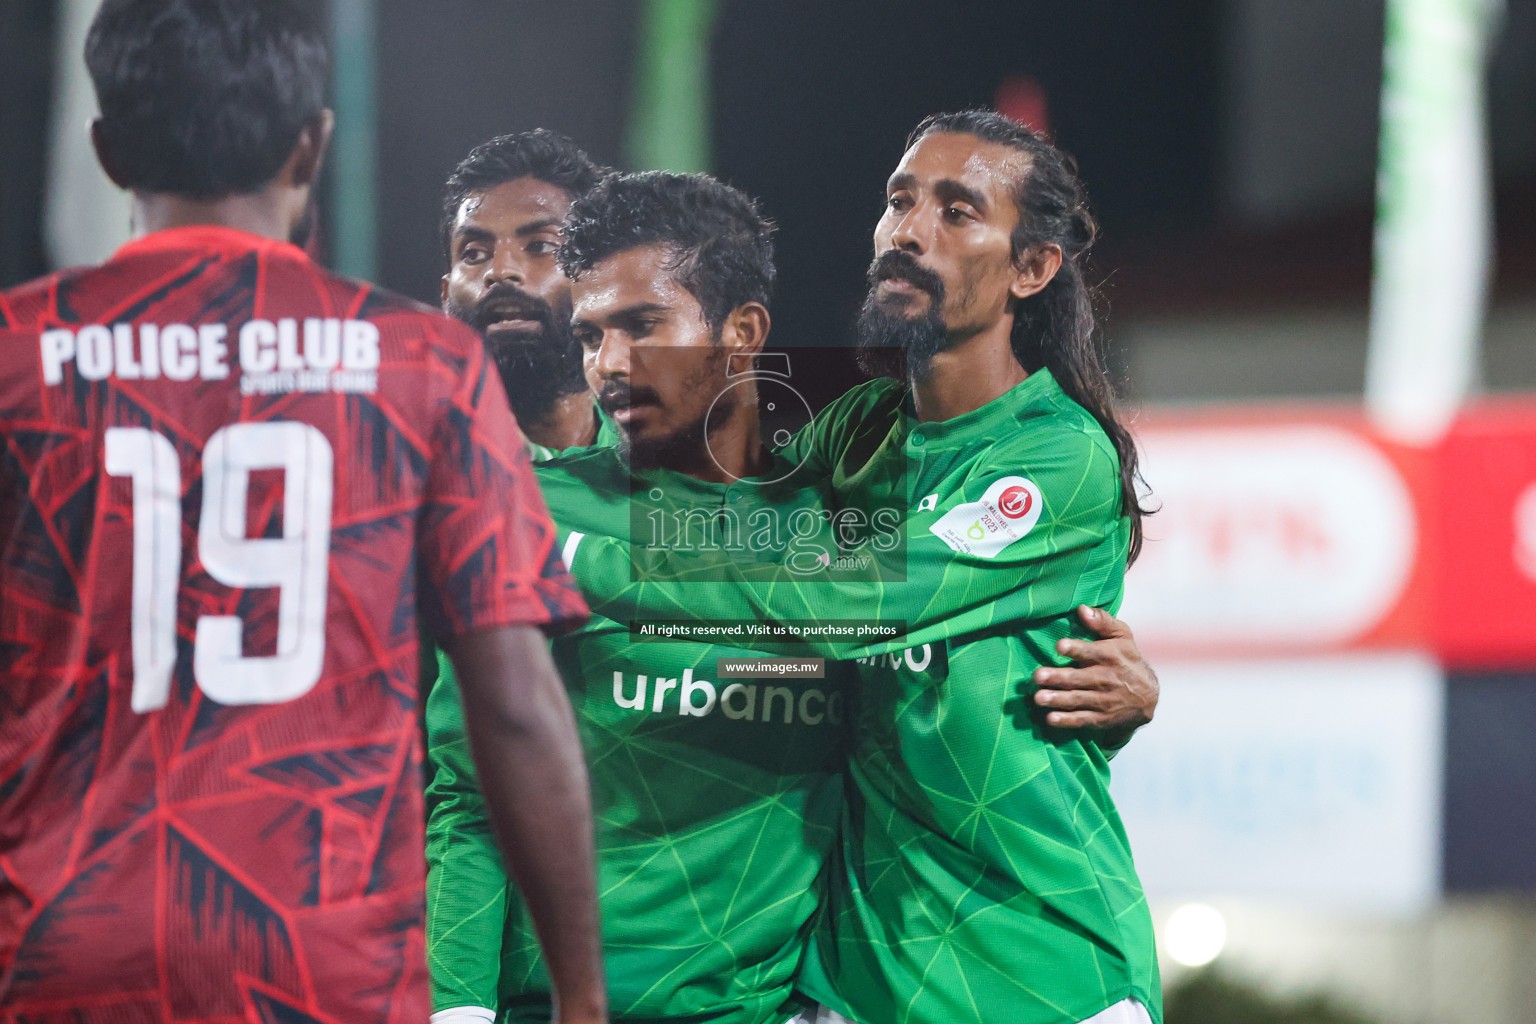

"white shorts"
[1080,999,1155,1024]
[788,997,1154,1024]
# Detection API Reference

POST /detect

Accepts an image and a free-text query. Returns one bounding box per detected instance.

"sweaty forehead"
[892,133,1030,201]
[455,176,572,234]
[572,244,697,318]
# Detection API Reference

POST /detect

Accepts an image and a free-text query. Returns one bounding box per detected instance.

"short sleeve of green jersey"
[423,651,509,1011]
[566,400,1128,658]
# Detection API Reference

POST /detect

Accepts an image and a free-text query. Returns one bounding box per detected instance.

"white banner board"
[1121,423,1418,655]
[1110,653,1443,914]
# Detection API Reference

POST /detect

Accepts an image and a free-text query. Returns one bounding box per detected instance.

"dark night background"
[5,0,1532,402]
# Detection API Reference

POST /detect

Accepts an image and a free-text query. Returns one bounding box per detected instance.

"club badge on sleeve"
[929,475,1043,558]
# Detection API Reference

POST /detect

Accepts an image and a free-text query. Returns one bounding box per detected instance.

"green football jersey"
[523,405,622,463]
[563,373,1161,1024]
[417,409,618,705]
[424,445,848,1024]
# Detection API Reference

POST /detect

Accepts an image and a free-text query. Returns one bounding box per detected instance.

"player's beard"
[446,284,586,424]
[855,250,954,382]
[600,347,736,473]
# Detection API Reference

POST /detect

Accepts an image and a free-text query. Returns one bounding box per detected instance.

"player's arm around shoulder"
[1032,605,1159,753]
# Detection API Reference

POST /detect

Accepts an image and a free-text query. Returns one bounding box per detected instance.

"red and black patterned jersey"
[0,226,588,1024]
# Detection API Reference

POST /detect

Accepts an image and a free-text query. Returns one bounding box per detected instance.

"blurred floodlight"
[993,75,1050,137]
[1366,0,1502,446]
[1165,904,1227,968]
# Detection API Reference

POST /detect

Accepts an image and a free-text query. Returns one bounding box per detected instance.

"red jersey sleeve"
[416,322,588,640]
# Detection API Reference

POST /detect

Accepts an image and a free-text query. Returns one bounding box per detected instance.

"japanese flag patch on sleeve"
[929,475,1043,558]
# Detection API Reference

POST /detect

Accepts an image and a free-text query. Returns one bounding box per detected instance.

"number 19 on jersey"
[105,421,334,712]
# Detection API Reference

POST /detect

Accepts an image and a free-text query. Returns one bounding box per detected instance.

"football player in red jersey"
[0,2,606,1023]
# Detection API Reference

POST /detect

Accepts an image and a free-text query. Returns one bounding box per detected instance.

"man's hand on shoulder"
[1032,606,1158,749]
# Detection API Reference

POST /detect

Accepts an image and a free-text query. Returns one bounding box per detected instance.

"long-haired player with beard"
[567,111,1161,1024]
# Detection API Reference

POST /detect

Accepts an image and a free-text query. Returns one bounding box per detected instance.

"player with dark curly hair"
[563,113,1160,1024]
[426,170,849,1024]
[559,170,778,473]
[439,131,620,457]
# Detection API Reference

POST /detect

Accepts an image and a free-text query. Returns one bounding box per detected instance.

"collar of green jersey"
[526,404,622,463]
[623,445,813,504]
[592,405,621,447]
[901,368,1062,451]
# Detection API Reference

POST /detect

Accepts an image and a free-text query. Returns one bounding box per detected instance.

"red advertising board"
[1125,398,1536,669]
[1433,400,1536,669]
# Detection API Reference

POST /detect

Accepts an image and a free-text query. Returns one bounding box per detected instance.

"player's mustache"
[867,250,945,300]
[470,284,553,332]
[597,380,663,412]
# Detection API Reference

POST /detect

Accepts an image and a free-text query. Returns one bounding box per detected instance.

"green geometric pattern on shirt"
[422,411,623,1011]
[500,618,845,1024]
[800,634,1160,1024]
[423,655,509,1011]
[564,376,1114,660]
[425,445,848,1024]
[563,373,1162,1024]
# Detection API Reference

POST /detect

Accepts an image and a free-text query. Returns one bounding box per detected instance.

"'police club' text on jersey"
[0,226,586,1024]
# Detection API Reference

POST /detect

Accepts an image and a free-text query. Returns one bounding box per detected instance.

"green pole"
[626,0,719,173]
[329,0,378,280]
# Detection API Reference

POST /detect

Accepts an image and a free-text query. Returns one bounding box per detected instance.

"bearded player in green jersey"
[426,134,624,1024]
[429,171,854,1024]
[565,111,1160,1024]
[800,109,1160,1024]
[439,131,620,458]
[426,150,1159,1023]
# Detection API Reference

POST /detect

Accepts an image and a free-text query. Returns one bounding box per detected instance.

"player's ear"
[440,275,450,305]
[1010,243,1062,301]
[89,119,130,190]
[285,109,335,190]
[720,301,770,355]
